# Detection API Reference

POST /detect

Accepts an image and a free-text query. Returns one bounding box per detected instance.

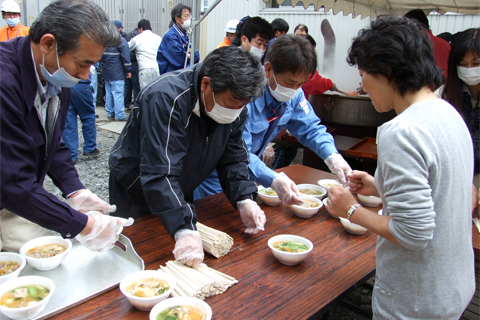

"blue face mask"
[40,43,80,88]
[5,17,19,27]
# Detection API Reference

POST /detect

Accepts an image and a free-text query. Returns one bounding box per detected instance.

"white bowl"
[120,270,175,311]
[0,253,26,286]
[0,276,55,320]
[19,236,72,271]
[268,234,314,266]
[257,185,282,206]
[357,194,382,207]
[297,184,327,200]
[322,198,339,219]
[317,179,342,192]
[149,297,212,320]
[291,196,323,218]
[339,217,368,235]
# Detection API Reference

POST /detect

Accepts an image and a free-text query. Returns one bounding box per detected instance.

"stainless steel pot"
[309,93,396,127]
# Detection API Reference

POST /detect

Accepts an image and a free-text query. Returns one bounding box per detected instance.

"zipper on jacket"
[205,136,209,148]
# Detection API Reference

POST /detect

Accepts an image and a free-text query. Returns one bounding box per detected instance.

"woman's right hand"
[347,170,378,196]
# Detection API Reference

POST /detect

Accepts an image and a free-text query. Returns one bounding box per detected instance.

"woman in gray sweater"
[327,16,475,319]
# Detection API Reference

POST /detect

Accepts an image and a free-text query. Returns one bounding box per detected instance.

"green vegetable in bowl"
[272,240,308,253]
[259,188,278,196]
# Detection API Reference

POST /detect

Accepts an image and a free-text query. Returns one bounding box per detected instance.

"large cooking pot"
[309,93,396,127]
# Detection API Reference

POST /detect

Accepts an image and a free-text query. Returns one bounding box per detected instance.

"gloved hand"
[325,153,352,184]
[237,199,266,234]
[173,229,204,269]
[262,145,275,166]
[271,172,304,205]
[75,211,134,252]
[67,189,116,214]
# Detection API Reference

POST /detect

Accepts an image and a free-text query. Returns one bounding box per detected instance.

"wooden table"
[50,165,379,320]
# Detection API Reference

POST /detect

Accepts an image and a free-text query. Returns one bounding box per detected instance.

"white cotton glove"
[324,153,352,184]
[66,189,117,214]
[262,145,275,166]
[271,172,304,205]
[173,229,204,269]
[75,211,134,252]
[237,199,266,234]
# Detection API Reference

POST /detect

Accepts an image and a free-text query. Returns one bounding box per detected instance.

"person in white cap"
[217,19,238,48]
[0,0,29,41]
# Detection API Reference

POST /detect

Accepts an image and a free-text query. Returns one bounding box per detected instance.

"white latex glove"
[237,199,266,234]
[271,172,303,205]
[324,153,352,184]
[67,189,117,214]
[75,211,134,252]
[261,145,275,166]
[173,229,204,269]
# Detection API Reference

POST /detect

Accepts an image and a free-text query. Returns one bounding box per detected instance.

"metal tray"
[0,234,144,320]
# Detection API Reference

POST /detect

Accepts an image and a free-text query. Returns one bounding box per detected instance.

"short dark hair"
[171,3,191,24]
[198,46,265,101]
[266,34,317,76]
[241,16,274,42]
[442,28,480,114]
[299,34,316,48]
[347,15,442,97]
[137,19,151,31]
[294,24,308,34]
[404,9,429,29]
[271,18,289,34]
[30,0,121,56]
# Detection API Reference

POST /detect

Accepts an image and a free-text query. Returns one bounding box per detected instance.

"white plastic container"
[19,236,72,271]
[268,234,314,266]
[291,196,323,218]
[0,253,26,286]
[149,297,212,320]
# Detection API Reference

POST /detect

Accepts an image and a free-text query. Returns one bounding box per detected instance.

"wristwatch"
[347,203,361,222]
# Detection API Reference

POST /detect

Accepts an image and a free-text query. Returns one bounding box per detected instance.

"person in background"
[124,24,140,110]
[109,47,266,269]
[0,0,132,253]
[157,3,199,75]
[404,9,450,79]
[437,31,453,44]
[293,24,308,36]
[0,0,29,41]
[327,15,474,319]
[113,19,126,38]
[196,35,352,205]
[102,20,132,121]
[442,28,479,195]
[229,15,250,47]
[262,18,289,64]
[217,19,238,48]
[62,75,98,163]
[238,16,274,61]
[128,19,162,90]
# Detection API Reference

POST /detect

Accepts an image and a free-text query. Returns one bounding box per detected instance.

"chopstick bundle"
[197,222,234,258]
[159,260,238,300]
[473,217,480,234]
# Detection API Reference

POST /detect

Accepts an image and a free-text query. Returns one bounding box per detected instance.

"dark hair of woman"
[347,15,442,97]
[442,28,480,115]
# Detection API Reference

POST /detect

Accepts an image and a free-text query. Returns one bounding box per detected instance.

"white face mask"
[457,66,480,86]
[203,91,244,124]
[181,18,191,30]
[40,43,81,88]
[268,73,298,102]
[248,41,265,60]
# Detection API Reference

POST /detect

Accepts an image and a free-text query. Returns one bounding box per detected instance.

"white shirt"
[128,30,162,71]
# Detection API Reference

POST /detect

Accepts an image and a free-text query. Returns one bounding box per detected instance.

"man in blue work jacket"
[157,3,199,75]
[196,35,352,205]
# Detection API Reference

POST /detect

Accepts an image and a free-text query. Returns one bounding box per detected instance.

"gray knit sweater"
[373,99,475,320]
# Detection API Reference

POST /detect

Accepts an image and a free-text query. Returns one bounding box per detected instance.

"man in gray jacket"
[109,47,266,269]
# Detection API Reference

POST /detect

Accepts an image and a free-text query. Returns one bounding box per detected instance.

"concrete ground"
[96,106,128,134]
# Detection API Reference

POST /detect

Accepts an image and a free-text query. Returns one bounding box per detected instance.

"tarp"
[265,0,480,19]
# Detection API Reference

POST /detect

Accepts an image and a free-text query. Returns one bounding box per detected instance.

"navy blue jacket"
[0,36,88,238]
[102,37,132,81]
[157,24,199,74]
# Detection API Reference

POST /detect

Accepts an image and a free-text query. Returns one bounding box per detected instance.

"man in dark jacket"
[0,0,132,253]
[102,20,132,121]
[109,47,266,269]
[124,25,140,109]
